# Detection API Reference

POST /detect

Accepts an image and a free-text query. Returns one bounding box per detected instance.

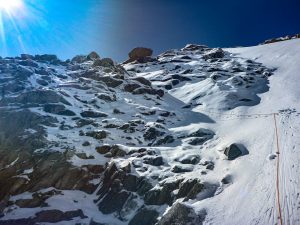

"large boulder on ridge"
[125,47,154,63]
[129,47,153,60]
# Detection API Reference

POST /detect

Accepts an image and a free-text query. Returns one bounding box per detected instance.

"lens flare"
[0,0,23,11]
[0,0,27,55]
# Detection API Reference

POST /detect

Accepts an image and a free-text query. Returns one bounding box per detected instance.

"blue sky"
[0,0,299,61]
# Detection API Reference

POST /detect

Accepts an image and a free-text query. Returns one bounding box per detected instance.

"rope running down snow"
[273,113,283,225]
[198,109,285,224]
[193,69,284,223]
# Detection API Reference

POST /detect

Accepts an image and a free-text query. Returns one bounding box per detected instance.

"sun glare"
[0,0,23,11]
[0,0,27,55]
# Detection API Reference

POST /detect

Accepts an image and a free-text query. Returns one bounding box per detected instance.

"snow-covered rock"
[0,39,299,225]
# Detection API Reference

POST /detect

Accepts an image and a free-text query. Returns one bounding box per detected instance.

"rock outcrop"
[224,143,248,160]
[158,203,207,225]
[124,47,155,63]
[261,33,300,45]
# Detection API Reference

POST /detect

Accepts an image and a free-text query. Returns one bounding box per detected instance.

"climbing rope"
[273,113,284,225]
[198,109,285,224]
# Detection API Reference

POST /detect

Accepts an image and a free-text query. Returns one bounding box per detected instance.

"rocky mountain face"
[0,45,274,225]
[260,33,300,45]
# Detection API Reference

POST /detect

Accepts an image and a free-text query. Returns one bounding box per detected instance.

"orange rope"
[273,113,283,225]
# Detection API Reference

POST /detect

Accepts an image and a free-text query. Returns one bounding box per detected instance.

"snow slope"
[124,39,300,225]
[196,39,300,225]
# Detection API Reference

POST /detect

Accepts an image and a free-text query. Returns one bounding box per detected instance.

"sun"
[0,0,23,11]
